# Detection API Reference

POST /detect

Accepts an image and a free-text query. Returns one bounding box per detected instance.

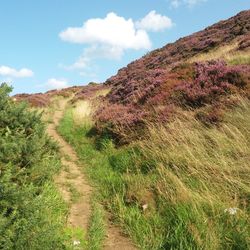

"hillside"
[105,10,250,103]
[10,10,250,249]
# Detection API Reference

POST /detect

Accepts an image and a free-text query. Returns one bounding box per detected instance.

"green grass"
[227,54,250,65]
[58,98,250,250]
[88,200,106,250]
[64,227,87,249]
[58,109,162,249]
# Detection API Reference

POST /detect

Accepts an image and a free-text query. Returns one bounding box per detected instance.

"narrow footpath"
[47,99,137,250]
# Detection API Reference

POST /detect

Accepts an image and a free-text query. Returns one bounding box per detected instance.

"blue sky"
[0,0,249,94]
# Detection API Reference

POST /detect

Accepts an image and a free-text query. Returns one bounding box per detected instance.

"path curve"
[47,98,137,250]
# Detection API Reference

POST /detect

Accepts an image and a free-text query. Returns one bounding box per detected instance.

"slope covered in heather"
[93,10,250,143]
[105,10,250,104]
[10,10,250,250]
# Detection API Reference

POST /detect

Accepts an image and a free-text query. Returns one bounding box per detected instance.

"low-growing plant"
[173,60,249,107]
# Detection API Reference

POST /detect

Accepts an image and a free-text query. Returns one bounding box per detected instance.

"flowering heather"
[105,10,250,107]
[95,103,145,127]
[14,86,84,107]
[173,60,249,107]
[46,86,84,98]
[72,83,109,103]
[14,93,51,107]
[107,68,169,105]
[238,35,250,50]
[94,59,250,142]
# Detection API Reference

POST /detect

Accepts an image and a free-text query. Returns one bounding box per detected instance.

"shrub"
[95,103,147,143]
[0,83,67,249]
[173,60,248,107]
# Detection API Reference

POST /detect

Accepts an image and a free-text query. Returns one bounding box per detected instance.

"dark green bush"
[0,83,67,249]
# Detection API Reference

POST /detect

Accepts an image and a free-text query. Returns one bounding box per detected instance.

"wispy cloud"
[0,65,34,78]
[169,0,206,8]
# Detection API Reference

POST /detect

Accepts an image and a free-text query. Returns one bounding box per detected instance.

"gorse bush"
[0,83,67,249]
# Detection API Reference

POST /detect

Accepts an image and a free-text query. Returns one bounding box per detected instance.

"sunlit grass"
[189,41,250,65]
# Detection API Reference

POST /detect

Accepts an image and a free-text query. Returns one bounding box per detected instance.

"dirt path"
[47,98,137,250]
[47,99,92,233]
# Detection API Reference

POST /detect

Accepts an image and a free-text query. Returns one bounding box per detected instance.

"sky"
[0,0,249,95]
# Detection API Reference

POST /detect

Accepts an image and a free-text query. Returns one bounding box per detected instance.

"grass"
[189,41,250,65]
[88,200,106,250]
[72,100,93,126]
[58,106,158,249]
[58,98,250,249]
[64,227,87,249]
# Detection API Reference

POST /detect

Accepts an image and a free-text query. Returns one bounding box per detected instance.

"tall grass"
[189,42,250,65]
[58,98,250,249]
[72,100,93,126]
[88,200,106,250]
[138,99,250,249]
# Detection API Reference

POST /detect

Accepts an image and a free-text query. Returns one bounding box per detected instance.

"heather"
[71,83,110,103]
[95,60,250,143]
[172,60,249,107]
[14,85,84,107]
[0,84,68,249]
[105,10,250,104]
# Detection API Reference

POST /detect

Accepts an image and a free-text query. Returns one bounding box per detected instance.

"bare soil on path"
[47,99,137,250]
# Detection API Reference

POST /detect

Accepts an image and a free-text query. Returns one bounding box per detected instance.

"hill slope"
[91,10,250,144]
[11,10,250,249]
[105,10,250,104]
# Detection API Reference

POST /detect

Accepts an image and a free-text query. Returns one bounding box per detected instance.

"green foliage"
[88,200,106,250]
[0,83,67,249]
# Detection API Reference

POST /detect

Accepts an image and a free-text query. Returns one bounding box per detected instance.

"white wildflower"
[142,203,148,211]
[73,240,81,246]
[224,207,238,215]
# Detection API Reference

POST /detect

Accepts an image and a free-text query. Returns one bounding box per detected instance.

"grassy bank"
[58,98,250,249]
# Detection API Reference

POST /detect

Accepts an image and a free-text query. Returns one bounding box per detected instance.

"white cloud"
[136,10,173,32]
[63,44,125,72]
[0,65,34,78]
[46,78,68,90]
[60,11,174,74]
[170,0,206,8]
[60,12,151,50]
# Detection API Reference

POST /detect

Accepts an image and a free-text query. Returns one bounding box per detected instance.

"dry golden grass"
[41,96,66,123]
[95,87,111,97]
[141,107,250,201]
[189,43,239,62]
[134,97,250,248]
[72,100,94,126]
[189,41,250,65]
